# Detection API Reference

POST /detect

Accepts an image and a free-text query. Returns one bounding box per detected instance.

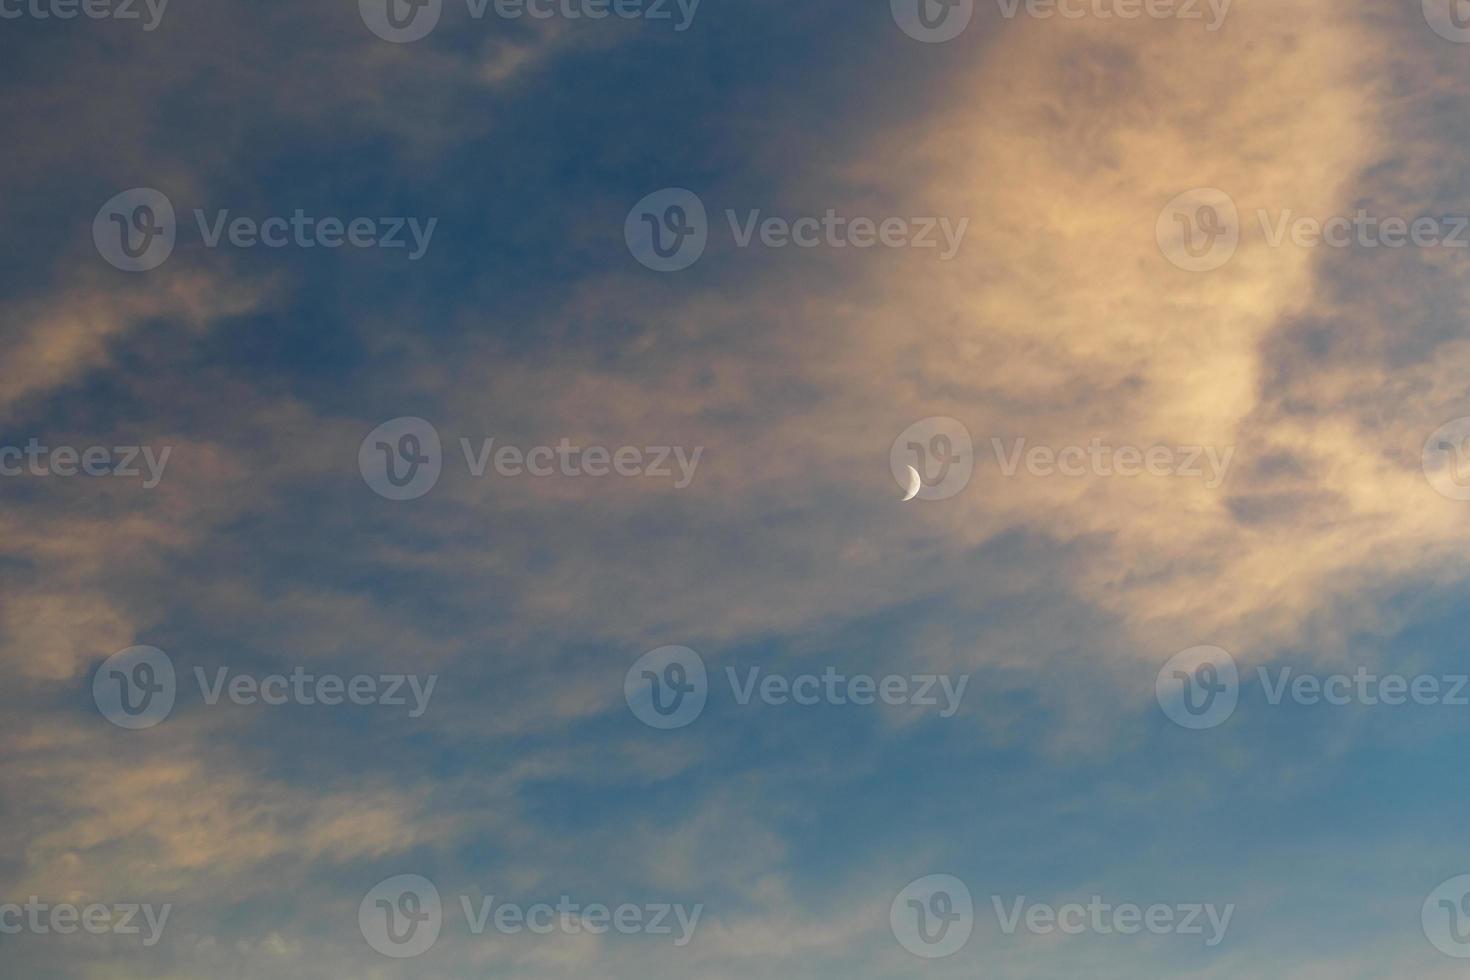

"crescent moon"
[901,465,922,501]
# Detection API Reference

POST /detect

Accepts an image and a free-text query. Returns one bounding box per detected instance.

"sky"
[6,0,1470,976]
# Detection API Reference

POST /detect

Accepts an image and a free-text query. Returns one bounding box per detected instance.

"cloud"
[8,3,1470,978]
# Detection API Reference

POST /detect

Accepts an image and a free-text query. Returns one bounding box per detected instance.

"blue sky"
[6,0,1470,976]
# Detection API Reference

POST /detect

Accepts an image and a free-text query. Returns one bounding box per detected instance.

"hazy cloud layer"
[5,1,1470,977]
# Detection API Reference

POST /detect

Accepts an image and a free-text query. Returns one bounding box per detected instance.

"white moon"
[901,465,922,501]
